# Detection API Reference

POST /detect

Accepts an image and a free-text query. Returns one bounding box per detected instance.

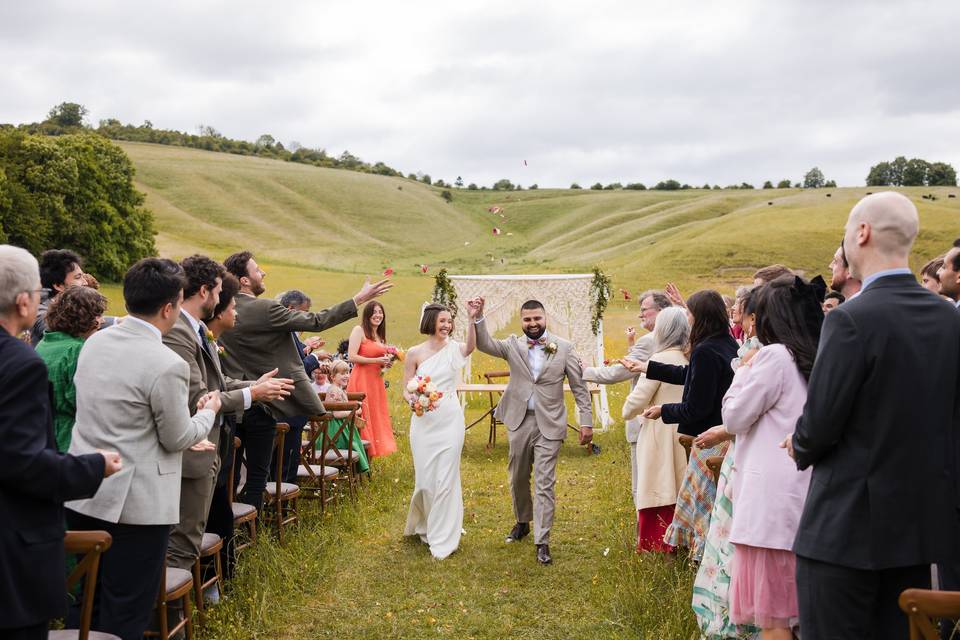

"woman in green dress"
[35,286,107,452]
[324,360,370,473]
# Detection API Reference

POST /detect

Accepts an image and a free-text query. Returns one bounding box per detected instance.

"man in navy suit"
[0,245,120,640]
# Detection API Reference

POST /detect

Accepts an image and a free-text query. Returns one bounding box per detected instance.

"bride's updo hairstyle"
[419,303,451,335]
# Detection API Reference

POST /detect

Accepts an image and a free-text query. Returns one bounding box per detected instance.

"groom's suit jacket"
[475,318,592,440]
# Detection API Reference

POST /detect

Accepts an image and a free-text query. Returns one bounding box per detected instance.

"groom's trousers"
[507,410,563,545]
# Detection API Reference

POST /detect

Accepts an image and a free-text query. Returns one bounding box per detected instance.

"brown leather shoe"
[536,544,552,565]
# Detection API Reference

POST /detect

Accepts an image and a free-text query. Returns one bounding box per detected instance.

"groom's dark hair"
[520,299,545,312]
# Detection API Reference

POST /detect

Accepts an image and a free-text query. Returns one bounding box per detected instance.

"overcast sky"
[2,1,958,188]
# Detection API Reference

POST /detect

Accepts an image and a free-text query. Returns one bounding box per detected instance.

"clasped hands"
[466,296,485,319]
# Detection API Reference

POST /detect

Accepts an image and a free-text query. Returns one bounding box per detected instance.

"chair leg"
[183,589,194,640]
[192,558,205,625]
[214,548,224,596]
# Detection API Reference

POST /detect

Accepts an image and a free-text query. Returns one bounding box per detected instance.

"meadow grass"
[99,142,960,638]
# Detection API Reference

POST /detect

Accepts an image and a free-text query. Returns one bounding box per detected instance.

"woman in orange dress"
[347,301,397,457]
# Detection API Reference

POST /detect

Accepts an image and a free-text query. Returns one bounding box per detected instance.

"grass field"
[99,142,960,638]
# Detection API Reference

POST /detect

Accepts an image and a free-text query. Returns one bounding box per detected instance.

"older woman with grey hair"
[621,306,690,552]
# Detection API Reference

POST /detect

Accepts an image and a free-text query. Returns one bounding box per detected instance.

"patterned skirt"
[663,440,729,562]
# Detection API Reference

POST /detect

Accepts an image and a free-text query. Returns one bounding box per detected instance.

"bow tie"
[527,337,546,349]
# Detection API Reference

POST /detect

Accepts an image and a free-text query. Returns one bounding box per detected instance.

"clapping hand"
[642,405,662,420]
[625,326,637,345]
[665,283,686,308]
[97,450,123,477]
[780,435,796,460]
[197,391,222,414]
[189,439,217,452]
[353,277,393,306]
[303,336,325,354]
[251,368,295,402]
[618,358,646,374]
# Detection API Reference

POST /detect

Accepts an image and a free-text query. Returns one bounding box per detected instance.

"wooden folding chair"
[264,422,300,544]
[900,588,960,639]
[191,532,223,626]
[345,392,371,474]
[145,565,194,640]
[317,401,363,500]
[297,415,339,511]
[229,436,257,554]
[705,455,725,484]
[678,435,694,461]
[482,370,510,446]
[51,531,118,640]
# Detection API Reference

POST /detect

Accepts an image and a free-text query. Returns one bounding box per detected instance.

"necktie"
[198,324,215,359]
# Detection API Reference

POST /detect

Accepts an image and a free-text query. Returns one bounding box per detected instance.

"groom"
[470,297,593,565]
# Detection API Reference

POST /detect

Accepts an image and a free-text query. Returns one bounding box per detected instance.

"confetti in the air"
[383,268,394,277]
[492,228,502,236]
[420,264,429,274]
[620,288,631,300]
[488,206,503,214]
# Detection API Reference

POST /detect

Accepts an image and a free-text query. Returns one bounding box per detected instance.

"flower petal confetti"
[492,227,502,235]
[383,268,394,277]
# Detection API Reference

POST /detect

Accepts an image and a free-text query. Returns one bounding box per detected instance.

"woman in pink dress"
[347,301,397,457]
[721,276,822,639]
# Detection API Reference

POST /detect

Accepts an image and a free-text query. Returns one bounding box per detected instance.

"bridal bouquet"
[406,375,443,416]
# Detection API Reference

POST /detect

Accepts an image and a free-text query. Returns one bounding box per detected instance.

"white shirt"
[526,336,548,410]
[124,315,162,341]
[180,308,251,410]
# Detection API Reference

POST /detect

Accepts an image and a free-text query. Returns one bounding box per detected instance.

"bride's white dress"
[403,340,466,559]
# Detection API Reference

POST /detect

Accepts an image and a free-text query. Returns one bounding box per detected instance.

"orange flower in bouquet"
[405,375,443,417]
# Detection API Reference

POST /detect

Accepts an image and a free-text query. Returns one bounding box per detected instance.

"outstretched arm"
[565,345,594,444]
[470,297,510,360]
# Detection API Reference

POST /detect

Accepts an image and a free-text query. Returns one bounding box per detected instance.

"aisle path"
[284,422,634,639]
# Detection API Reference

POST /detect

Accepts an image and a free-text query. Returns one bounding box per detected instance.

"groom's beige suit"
[475,317,592,545]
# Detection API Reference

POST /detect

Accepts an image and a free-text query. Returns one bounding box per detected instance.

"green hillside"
[121,141,960,292]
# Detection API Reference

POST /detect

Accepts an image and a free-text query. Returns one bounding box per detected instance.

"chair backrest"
[65,530,113,640]
[483,370,511,383]
[900,588,960,640]
[229,436,242,503]
[273,422,289,494]
[678,435,694,461]
[321,402,361,464]
[705,456,724,484]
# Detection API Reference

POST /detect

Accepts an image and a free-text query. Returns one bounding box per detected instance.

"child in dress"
[324,360,369,473]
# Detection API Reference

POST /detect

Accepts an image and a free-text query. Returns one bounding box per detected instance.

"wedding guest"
[324,360,370,474]
[31,249,86,346]
[752,264,792,287]
[787,193,960,639]
[621,290,738,560]
[821,291,844,314]
[35,286,107,452]
[202,273,243,578]
[0,245,118,640]
[583,290,672,530]
[163,255,291,575]
[723,276,822,638]
[937,240,960,306]
[621,307,689,552]
[920,256,944,294]
[65,258,219,640]
[347,301,397,457]
[312,366,331,394]
[828,241,862,300]
[730,286,751,342]
[220,251,389,510]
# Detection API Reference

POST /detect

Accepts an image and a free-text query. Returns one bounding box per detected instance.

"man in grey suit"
[66,258,221,640]
[219,251,391,510]
[163,255,293,573]
[583,290,671,512]
[471,297,593,565]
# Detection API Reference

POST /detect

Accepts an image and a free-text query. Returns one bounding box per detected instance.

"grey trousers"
[167,468,218,570]
[507,412,563,545]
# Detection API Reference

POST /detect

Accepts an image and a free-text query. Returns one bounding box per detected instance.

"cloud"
[1,0,958,187]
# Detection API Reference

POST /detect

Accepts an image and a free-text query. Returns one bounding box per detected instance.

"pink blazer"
[722,343,812,551]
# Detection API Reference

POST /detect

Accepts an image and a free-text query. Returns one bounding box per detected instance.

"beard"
[523,325,546,340]
[252,280,266,296]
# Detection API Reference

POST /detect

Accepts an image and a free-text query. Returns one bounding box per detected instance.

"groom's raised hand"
[467,296,485,319]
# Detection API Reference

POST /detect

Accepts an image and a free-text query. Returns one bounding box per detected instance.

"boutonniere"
[544,342,558,356]
[205,329,225,356]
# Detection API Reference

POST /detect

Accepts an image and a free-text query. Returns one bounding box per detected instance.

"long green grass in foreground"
[197,380,698,639]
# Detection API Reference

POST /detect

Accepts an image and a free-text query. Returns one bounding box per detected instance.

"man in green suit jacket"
[219,251,391,510]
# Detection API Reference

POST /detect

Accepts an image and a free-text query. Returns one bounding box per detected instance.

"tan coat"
[622,347,688,510]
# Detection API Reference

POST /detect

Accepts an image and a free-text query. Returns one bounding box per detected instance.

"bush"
[467,183,478,190]
[528,183,538,190]
[653,179,681,191]
[570,183,582,189]
[604,182,622,190]
[762,180,774,189]
[0,130,156,279]
[590,182,604,190]
[493,178,515,191]
[440,190,452,202]
[625,183,647,190]
[776,179,792,189]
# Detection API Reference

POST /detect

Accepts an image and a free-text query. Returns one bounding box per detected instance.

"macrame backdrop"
[449,274,611,428]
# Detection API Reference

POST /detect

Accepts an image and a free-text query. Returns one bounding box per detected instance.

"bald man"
[786,192,960,639]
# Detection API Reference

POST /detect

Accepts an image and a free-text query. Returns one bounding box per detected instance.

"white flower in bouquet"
[406,378,420,393]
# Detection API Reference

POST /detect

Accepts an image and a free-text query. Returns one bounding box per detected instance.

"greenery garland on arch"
[432,268,459,318]
[590,266,611,335]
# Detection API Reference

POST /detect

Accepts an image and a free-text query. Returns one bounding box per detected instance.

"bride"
[402,303,476,559]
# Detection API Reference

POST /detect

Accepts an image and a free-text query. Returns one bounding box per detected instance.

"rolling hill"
[120,140,960,297]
